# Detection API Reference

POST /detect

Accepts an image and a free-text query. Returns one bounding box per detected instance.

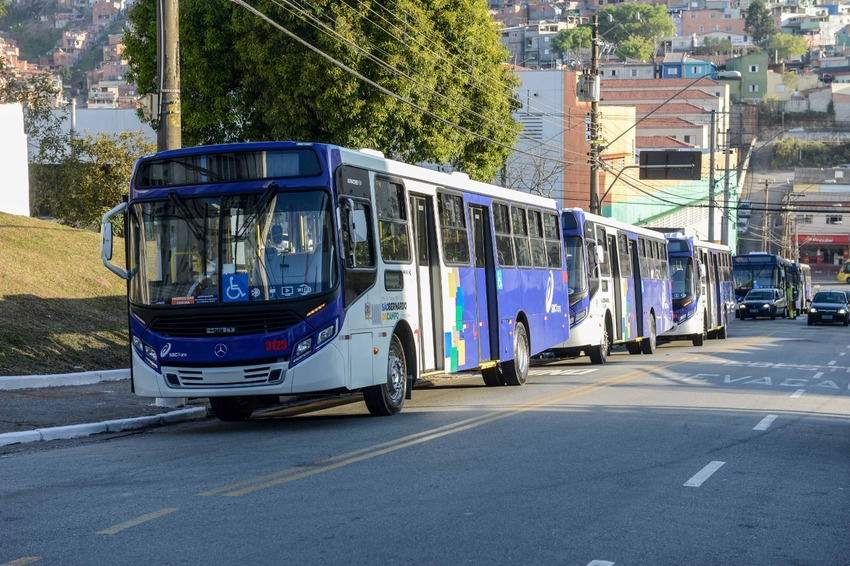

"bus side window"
[341,199,375,269]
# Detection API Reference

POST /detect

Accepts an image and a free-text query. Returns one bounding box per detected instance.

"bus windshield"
[128,189,337,306]
[733,265,777,290]
[670,257,695,300]
[564,235,587,296]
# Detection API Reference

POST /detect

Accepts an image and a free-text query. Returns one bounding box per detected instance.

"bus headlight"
[572,309,588,325]
[316,324,335,345]
[294,337,313,360]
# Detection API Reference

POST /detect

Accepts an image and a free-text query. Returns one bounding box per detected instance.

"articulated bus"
[732,252,797,316]
[661,236,734,346]
[101,142,570,421]
[545,209,673,364]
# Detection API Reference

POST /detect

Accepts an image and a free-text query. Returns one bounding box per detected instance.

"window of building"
[684,135,692,143]
[798,214,813,224]
[630,68,639,77]
[749,64,759,72]
[827,214,843,225]
[748,84,760,93]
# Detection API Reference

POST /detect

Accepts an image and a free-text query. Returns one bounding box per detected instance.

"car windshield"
[814,292,846,303]
[746,290,774,300]
[127,189,337,306]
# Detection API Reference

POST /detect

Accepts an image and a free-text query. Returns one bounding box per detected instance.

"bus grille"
[163,364,286,388]
[149,311,303,338]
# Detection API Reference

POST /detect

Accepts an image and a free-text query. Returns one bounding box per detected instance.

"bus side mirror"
[350,208,368,244]
[698,263,706,279]
[595,246,605,265]
[101,202,128,279]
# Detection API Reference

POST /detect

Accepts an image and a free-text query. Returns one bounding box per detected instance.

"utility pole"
[589,15,601,215]
[761,180,769,251]
[157,0,181,151]
[721,128,732,246]
[708,109,716,242]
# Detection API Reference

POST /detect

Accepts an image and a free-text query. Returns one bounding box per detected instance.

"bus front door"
[469,205,499,361]
[410,195,443,372]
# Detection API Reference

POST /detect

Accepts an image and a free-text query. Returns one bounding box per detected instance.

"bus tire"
[641,315,657,355]
[717,312,728,339]
[626,342,642,355]
[364,333,407,416]
[692,315,706,346]
[501,321,529,386]
[482,366,505,386]
[588,323,610,364]
[210,396,256,422]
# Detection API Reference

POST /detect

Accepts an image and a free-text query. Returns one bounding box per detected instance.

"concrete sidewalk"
[0,369,210,448]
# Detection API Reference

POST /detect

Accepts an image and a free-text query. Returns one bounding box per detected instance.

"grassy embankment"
[0,212,129,376]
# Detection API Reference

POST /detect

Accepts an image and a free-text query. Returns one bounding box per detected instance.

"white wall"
[0,104,30,216]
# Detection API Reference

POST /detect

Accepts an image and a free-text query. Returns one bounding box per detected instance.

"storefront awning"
[794,234,850,245]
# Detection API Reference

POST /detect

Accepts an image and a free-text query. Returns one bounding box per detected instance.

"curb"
[0,369,130,391]
[0,406,210,447]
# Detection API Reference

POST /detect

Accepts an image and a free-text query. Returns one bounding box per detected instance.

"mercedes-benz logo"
[214,343,228,357]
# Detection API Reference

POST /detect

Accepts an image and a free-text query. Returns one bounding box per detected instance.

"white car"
[739,199,752,218]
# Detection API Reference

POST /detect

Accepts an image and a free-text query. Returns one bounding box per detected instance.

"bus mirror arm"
[101,202,128,279]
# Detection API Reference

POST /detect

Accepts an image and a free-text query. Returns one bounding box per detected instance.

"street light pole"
[589,15,601,215]
[722,127,732,245]
[708,109,716,242]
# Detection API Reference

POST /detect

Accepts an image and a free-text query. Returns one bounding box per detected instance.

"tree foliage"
[766,33,807,61]
[551,26,592,55]
[598,5,675,62]
[693,37,733,56]
[745,0,777,46]
[46,132,156,233]
[123,0,520,182]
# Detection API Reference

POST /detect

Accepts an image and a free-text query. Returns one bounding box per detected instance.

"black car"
[738,288,787,320]
[807,291,850,326]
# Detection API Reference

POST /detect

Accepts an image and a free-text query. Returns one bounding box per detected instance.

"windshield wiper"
[237,182,279,238]
[168,190,206,241]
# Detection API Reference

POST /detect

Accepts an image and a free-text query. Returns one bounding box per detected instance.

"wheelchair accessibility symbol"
[223,274,249,303]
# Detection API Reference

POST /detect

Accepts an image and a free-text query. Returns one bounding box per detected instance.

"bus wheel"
[626,342,642,355]
[717,312,728,339]
[364,334,407,416]
[641,316,657,354]
[588,323,609,364]
[210,396,256,422]
[482,365,505,386]
[692,316,706,346]
[502,321,529,386]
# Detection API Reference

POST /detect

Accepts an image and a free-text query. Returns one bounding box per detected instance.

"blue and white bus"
[661,236,734,346]
[732,252,794,316]
[545,209,673,364]
[100,142,570,420]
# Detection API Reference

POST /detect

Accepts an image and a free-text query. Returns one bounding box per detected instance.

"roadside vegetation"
[0,212,128,376]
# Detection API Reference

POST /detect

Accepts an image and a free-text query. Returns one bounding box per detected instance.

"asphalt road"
[1,310,849,565]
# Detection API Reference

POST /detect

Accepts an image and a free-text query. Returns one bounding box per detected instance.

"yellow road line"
[209,360,687,497]
[96,508,178,535]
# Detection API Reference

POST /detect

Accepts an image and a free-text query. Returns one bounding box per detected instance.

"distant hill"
[0,212,129,376]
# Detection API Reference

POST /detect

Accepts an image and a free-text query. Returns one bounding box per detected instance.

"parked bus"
[732,252,794,317]
[661,236,734,346]
[100,142,570,421]
[545,209,673,364]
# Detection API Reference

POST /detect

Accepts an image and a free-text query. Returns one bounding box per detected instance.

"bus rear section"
[101,141,569,421]
[662,237,733,346]
[546,209,673,364]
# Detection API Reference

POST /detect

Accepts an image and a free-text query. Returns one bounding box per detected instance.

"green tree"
[48,132,156,233]
[745,0,777,46]
[693,37,733,56]
[551,26,593,55]
[598,4,675,61]
[123,0,520,182]
[766,33,807,61]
